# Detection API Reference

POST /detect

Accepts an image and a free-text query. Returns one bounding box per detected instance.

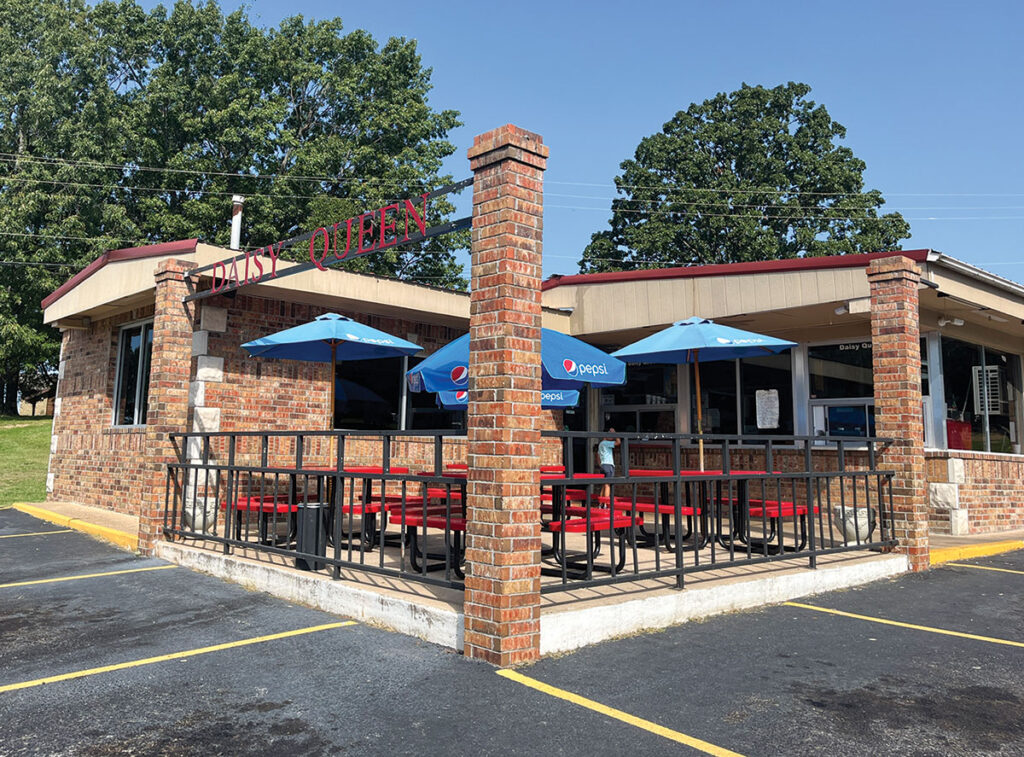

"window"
[405,357,465,431]
[601,364,677,433]
[335,357,403,430]
[113,321,153,426]
[335,356,465,431]
[808,341,874,439]
[940,336,1021,452]
[740,354,794,435]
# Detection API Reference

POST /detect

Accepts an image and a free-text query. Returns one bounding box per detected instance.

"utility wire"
[6,153,1024,199]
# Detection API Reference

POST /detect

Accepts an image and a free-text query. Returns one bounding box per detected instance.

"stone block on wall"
[192,330,209,357]
[950,509,969,536]
[192,407,221,433]
[196,356,224,382]
[189,381,205,408]
[929,482,960,510]
[947,458,965,484]
[200,306,228,333]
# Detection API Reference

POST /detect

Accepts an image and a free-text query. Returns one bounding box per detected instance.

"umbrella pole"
[694,351,704,471]
[330,341,336,431]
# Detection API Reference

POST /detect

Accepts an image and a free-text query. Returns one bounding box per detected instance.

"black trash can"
[295,502,328,571]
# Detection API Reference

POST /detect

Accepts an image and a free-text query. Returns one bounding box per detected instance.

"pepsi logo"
[562,358,609,378]
[450,365,469,385]
[455,390,468,402]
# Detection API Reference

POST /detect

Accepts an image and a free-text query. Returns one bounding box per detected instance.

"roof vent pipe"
[230,195,245,250]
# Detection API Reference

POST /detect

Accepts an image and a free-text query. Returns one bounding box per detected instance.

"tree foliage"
[0,0,464,411]
[580,82,910,273]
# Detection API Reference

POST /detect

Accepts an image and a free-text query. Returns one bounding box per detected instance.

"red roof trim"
[541,249,932,291]
[41,238,199,310]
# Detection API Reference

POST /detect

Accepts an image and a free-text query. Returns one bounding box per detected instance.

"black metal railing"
[165,430,468,589]
[537,430,897,592]
[163,429,898,594]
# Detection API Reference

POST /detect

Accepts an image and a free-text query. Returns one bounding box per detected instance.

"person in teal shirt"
[597,427,618,502]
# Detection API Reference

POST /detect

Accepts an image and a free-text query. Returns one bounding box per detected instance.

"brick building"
[42,243,1024,542]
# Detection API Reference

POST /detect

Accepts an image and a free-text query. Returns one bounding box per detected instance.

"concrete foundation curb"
[12,503,138,551]
[156,542,464,649]
[540,554,909,656]
[930,540,1024,566]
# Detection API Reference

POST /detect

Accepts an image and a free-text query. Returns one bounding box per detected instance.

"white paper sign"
[755,389,780,429]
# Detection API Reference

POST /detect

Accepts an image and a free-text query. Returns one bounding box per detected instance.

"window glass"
[809,341,873,399]
[113,322,153,426]
[604,364,676,406]
[693,361,737,434]
[335,357,402,430]
[740,353,793,435]
[920,338,929,396]
[405,358,465,431]
[940,337,1021,452]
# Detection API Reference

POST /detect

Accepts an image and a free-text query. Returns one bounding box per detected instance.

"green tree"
[580,82,910,273]
[0,0,465,412]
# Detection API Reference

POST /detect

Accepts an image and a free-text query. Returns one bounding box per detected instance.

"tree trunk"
[3,371,19,416]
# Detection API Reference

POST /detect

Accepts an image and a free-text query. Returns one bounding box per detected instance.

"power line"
[0,153,449,191]
[547,180,1024,197]
[7,153,1024,199]
[546,191,1024,211]
[546,204,1024,222]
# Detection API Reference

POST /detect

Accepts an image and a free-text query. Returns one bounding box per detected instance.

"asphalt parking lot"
[2,506,1022,756]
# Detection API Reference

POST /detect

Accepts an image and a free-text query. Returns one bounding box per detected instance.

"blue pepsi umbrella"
[242,313,421,424]
[612,317,795,468]
[406,328,625,393]
[436,388,580,410]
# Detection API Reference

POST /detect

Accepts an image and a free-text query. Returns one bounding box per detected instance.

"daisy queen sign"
[185,179,471,303]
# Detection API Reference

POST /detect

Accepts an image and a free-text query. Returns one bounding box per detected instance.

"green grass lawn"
[0,416,53,507]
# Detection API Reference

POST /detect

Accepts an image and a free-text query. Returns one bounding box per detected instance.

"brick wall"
[47,305,157,515]
[868,256,928,570]
[926,449,1024,535]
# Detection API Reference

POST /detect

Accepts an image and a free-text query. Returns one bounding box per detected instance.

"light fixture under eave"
[985,313,1009,323]
[938,317,965,328]
[834,305,848,315]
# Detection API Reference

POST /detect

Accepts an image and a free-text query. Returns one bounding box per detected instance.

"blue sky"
[239,0,1023,281]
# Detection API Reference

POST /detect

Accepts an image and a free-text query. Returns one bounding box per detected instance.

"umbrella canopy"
[242,313,421,362]
[611,317,796,364]
[406,328,626,393]
[436,388,580,410]
[612,317,795,468]
[242,313,421,427]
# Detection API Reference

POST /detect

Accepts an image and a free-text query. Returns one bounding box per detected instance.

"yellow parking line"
[0,564,177,589]
[498,669,744,756]
[785,602,1024,649]
[0,529,74,539]
[945,562,1024,576]
[0,621,356,694]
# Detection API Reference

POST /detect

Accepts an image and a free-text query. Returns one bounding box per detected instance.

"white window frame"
[112,319,154,427]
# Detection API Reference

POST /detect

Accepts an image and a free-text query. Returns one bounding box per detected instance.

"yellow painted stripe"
[784,602,1024,649]
[0,564,176,589]
[0,529,73,539]
[497,669,744,756]
[946,562,1024,576]
[930,541,1024,566]
[0,621,356,694]
[11,503,137,551]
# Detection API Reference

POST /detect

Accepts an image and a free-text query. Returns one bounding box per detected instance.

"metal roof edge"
[40,238,200,310]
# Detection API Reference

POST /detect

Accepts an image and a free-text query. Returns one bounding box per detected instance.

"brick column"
[139,259,197,553]
[868,256,929,571]
[464,125,548,665]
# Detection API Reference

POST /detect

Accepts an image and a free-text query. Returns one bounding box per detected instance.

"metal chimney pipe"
[230,195,245,250]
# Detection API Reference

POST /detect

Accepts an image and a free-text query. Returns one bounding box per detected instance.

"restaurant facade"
[43,245,1024,536]
[37,125,1024,662]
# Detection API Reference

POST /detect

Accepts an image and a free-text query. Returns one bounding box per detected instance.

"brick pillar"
[868,256,929,571]
[139,259,197,553]
[464,125,548,665]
